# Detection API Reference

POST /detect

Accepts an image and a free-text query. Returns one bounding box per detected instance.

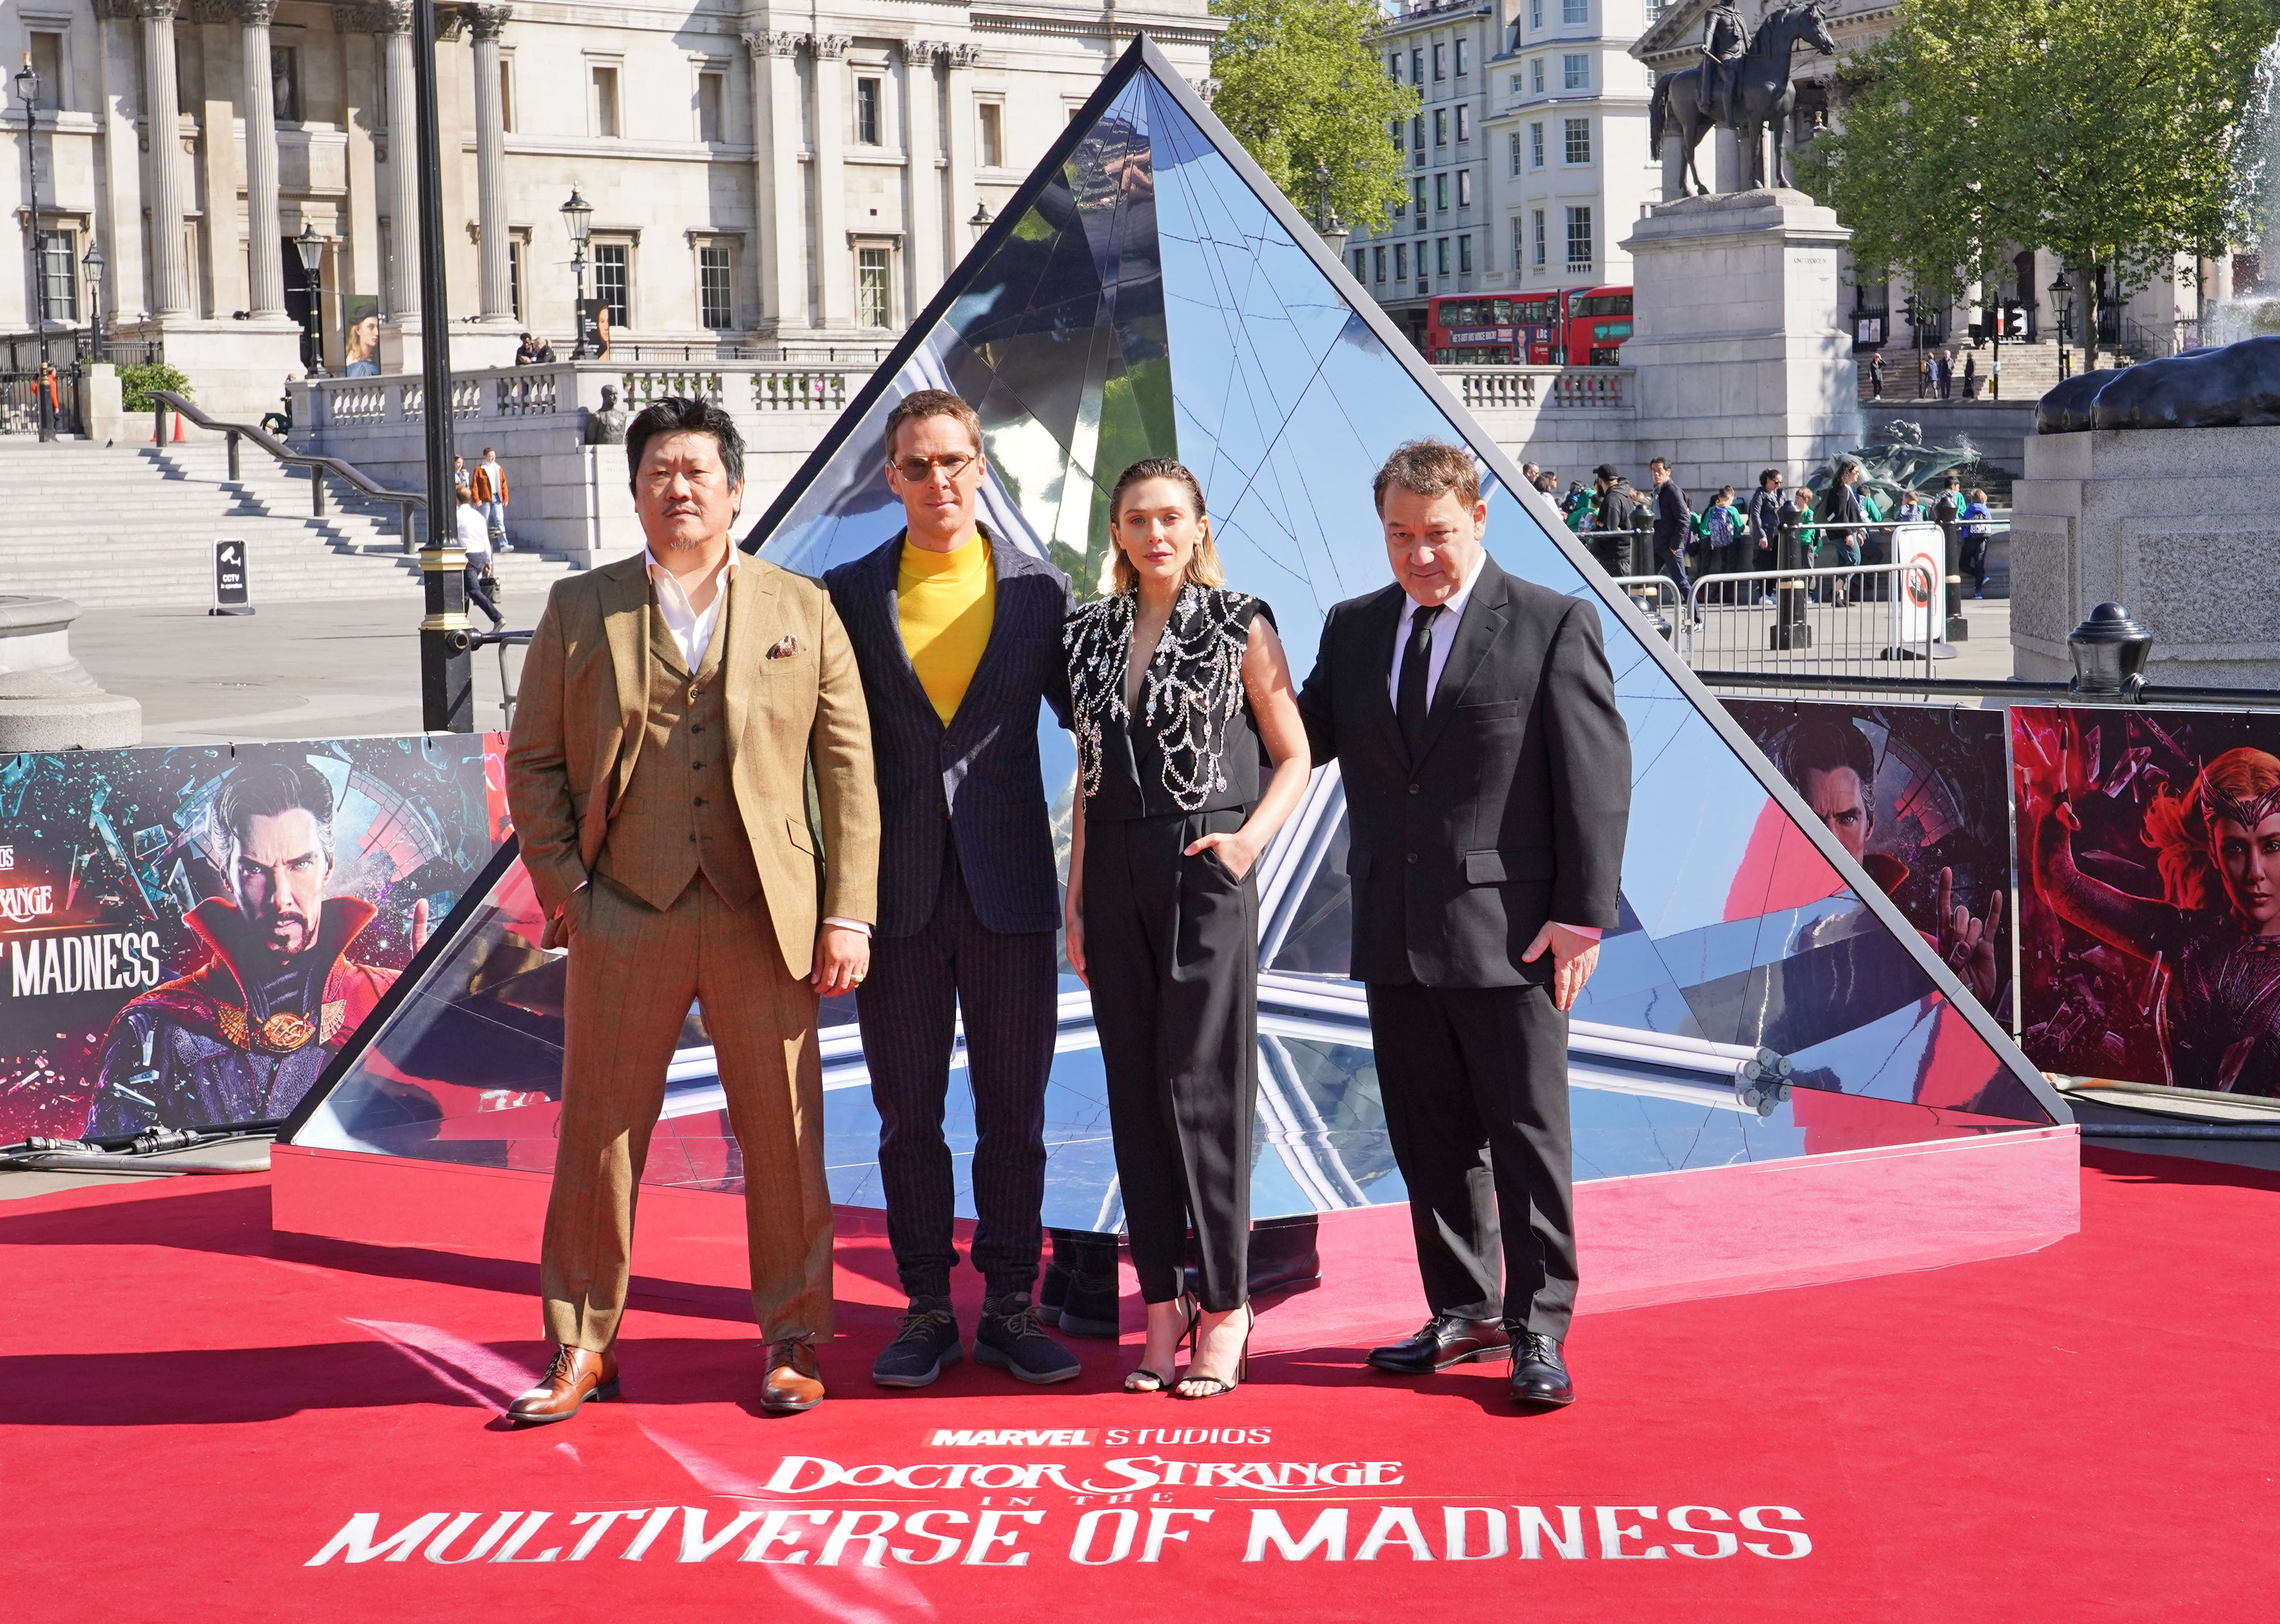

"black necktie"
[1397,604,1442,758]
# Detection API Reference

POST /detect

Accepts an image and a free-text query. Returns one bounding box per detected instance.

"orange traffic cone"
[173,414,185,443]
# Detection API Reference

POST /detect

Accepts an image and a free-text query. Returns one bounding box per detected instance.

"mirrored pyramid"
[287,38,2062,1233]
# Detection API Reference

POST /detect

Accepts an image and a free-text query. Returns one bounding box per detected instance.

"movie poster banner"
[1723,699,2014,1030]
[0,735,509,1142]
[2014,705,2280,1096]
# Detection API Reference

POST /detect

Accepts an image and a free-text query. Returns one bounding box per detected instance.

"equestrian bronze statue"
[1650,2,1838,196]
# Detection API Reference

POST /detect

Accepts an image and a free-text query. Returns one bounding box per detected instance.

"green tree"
[1799,0,2280,370]
[1209,0,1419,236]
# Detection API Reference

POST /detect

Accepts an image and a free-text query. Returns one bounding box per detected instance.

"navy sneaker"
[872,1297,962,1389]
[975,1293,1081,1385]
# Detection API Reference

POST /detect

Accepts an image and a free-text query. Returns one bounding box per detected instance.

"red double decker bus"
[1424,287,1632,366]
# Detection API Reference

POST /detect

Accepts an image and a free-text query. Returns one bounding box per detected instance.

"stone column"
[744,30,807,337]
[811,33,852,330]
[943,44,980,270]
[467,4,514,321]
[137,0,190,316]
[379,1,419,322]
[236,0,286,317]
[899,40,944,308]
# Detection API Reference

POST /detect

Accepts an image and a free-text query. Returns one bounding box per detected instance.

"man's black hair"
[215,759,336,867]
[624,395,746,492]
[1780,715,1876,806]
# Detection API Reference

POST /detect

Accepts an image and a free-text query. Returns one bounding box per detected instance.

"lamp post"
[80,238,103,364]
[291,221,328,377]
[2049,272,2074,381]
[15,54,54,442]
[410,0,470,733]
[1902,292,1927,399]
[561,186,593,358]
[968,199,995,243]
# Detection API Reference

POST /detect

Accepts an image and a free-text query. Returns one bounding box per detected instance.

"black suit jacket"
[823,525,1073,938]
[1298,556,1631,988]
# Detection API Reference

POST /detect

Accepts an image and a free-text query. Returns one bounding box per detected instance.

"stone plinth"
[117,319,306,426]
[1618,188,1860,492]
[0,597,142,752]
[2011,425,2280,685]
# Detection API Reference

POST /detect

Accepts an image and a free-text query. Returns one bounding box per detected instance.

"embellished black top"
[1065,585,1274,821]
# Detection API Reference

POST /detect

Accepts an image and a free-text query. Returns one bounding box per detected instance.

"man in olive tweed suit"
[504,397,879,1422]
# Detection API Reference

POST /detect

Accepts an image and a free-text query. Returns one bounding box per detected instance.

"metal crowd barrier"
[1674,561,1939,673]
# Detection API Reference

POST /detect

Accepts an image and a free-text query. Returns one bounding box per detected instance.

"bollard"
[1944,572,1969,643]
[311,468,327,516]
[226,430,241,483]
[2066,602,2151,700]
[1769,511,1813,650]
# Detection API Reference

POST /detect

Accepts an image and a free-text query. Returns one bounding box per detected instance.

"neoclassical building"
[5,2,1218,411]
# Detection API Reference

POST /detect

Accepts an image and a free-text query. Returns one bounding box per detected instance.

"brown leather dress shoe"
[760,1339,825,1414]
[507,1345,619,1426]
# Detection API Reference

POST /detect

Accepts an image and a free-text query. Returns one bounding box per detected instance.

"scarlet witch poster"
[2014,705,2280,1096]
[0,736,508,1142]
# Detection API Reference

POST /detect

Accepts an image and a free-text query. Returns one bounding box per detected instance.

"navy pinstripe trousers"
[857,842,1059,1300]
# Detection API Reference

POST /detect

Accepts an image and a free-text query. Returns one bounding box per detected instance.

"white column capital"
[743,30,804,59]
[465,3,512,43]
[811,33,851,60]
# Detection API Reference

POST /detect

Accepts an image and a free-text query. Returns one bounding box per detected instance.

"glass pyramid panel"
[288,39,2060,1219]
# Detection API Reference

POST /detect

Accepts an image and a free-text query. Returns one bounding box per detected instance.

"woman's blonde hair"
[1108,458,1223,594]
[2143,746,2280,909]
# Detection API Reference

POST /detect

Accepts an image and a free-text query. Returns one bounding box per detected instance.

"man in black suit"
[1298,439,1631,1409]
[1648,456,1693,614]
[821,389,1079,1389]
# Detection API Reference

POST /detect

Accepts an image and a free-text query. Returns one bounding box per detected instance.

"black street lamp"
[15,52,54,442]
[968,199,994,243]
[291,221,328,377]
[1902,292,1928,399]
[2049,272,2074,380]
[560,186,593,358]
[80,238,103,363]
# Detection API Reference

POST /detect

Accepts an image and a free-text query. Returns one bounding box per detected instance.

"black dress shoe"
[1366,1313,1509,1374]
[1509,1332,1575,1407]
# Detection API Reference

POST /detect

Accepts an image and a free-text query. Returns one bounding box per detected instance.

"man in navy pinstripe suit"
[822,390,1081,1388]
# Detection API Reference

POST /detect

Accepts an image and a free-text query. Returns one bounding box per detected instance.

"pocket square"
[766,635,799,659]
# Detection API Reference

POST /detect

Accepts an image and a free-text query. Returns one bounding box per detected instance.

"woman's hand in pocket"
[1184,829,1260,880]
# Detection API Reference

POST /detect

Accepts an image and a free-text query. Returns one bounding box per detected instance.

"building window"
[1455,104,1471,142]
[1353,248,1367,281]
[1510,216,1524,271]
[591,65,621,138]
[857,244,891,328]
[270,47,300,123]
[979,101,1004,167]
[499,57,515,133]
[1459,235,1473,275]
[1562,0,1590,22]
[856,77,882,145]
[1457,169,1473,207]
[1411,50,1424,84]
[29,31,64,110]
[698,243,734,328]
[1374,245,1387,283]
[1564,55,1589,91]
[1530,58,1544,94]
[1394,185,1406,219]
[1529,0,1544,27]
[1565,205,1593,268]
[1432,43,1447,80]
[592,241,630,325]
[507,235,525,321]
[1411,115,1424,154]
[1529,122,1544,167]
[1434,109,1447,146]
[1565,117,1591,164]
[697,71,724,143]
[1435,173,1449,211]
[1389,51,1400,80]
[1395,243,1408,281]
[1436,238,1451,276]
[1455,39,1470,75]
[36,230,79,321]
[1412,177,1427,217]
[1532,209,1547,268]
[1509,132,1522,176]
[1511,72,1523,94]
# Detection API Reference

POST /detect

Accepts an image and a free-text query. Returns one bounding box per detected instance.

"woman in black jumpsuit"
[1064,459,1312,1398]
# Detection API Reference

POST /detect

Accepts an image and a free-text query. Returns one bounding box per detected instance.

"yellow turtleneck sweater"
[897,533,995,724]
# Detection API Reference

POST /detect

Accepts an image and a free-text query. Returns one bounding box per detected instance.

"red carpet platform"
[3,1147,2274,1622]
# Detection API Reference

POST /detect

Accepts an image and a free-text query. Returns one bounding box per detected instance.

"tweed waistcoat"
[596,595,763,912]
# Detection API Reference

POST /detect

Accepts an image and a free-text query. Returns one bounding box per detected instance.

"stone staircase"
[0,436,584,612]
[1858,339,2092,405]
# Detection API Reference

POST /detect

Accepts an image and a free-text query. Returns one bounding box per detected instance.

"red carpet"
[2,1151,2273,1622]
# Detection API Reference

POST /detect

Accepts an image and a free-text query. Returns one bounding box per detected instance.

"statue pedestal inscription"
[1618,187,1860,493]
[2010,424,2280,687]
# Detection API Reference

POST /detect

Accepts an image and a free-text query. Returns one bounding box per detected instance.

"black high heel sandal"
[1125,1296,1199,1393]
[1174,1304,1252,1399]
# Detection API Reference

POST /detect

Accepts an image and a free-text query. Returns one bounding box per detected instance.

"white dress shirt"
[1387,549,1599,944]
[454,503,490,564]
[640,545,870,939]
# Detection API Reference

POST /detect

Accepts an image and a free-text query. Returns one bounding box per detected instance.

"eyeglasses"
[891,452,976,483]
